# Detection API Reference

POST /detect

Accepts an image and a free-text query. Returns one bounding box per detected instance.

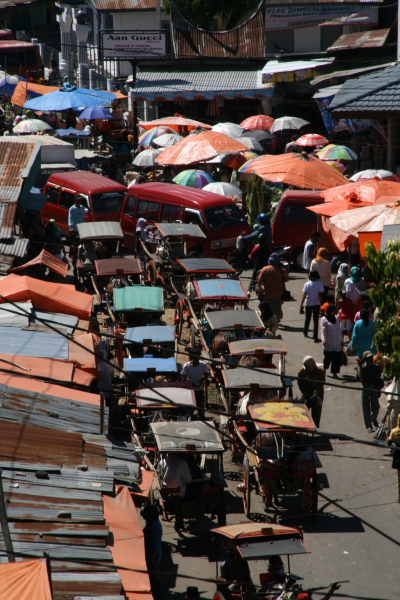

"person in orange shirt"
[257,253,289,323]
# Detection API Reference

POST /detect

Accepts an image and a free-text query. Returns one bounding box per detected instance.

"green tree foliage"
[164,0,260,30]
[367,240,400,378]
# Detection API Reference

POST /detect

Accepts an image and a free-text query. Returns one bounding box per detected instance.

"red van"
[43,172,127,234]
[0,40,43,78]
[120,182,251,257]
[272,190,324,269]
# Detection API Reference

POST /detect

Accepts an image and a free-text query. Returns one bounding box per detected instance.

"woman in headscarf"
[387,415,400,500]
[383,379,400,431]
[321,304,342,378]
[335,263,348,303]
[136,217,148,259]
[344,267,362,311]
[352,307,377,358]
[338,288,355,341]
[310,247,331,301]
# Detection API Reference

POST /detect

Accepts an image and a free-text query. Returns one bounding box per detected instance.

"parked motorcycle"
[226,235,291,275]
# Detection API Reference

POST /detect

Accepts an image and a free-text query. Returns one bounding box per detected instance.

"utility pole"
[0,469,15,562]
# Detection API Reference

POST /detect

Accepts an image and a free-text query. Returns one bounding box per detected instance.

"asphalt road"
[156,269,399,600]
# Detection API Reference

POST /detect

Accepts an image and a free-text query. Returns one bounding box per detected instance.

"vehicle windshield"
[91,191,125,214]
[204,205,247,230]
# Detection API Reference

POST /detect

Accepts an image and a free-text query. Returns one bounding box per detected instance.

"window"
[26,49,38,66]
[281,204,318,224]
[300,206,317,223]
[0,51,24,68]
[91,191,125,214]
[161,204,180,222]
[204,204,247,230]
[137,199,160,222]
[104,13,113,30]
[46,186,59,204]
[124,195,137,218]
[59,190,77,209]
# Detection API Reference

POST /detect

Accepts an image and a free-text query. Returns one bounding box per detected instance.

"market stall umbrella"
[350,169,395,182]
[296,134,329,147]
[0,73,25,96]
[238,136,263,152]
[306,196,375,218]
[241,129,274,141]
[329,201,400,250]
[139,126,175,146]
[132,148,163,167]
[202,182,242,197]
[321,179,400,203]
[212,122,244,138]
[252,152,348,190]
[139,114,212,132]
[270,116,309,132]
[240,115,275,131]
[24,82,116,111]
[153,132,184,147]
[317,145,358,161]
[173,169,215,188]
[155,131,248,166]
[13,119,53,133]
[222,154,249,169]
[326,160,346,174]
[79,106,115,120]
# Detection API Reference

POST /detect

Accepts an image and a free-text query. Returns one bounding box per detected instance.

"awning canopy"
[261,58,334,82]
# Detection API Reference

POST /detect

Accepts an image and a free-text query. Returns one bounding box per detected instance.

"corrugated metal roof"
[113,285,164,312]
[91,0,156,10]
[0,237,30,256]
[0,139,41,203]
[0,326,69,359]
[32,310,78,334]
[0,204,17,240]
[311,63,393,87]
[77,221,123,240]
[328,28,389,51]
[0,301,32,328]
[171,0,265,58]
[329,63,400,114]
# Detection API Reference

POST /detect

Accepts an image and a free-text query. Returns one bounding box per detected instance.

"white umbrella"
[152,132,184,147]
[132,148,163,167]
[350,169,394,182]
[13,119,53,133]
[270,116,309,132]
[212,122,244,138]
[202,182,242,197]
[241,129,274,141]
[238,136,263,152]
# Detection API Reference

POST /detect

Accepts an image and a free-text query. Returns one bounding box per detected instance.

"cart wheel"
[226,255,243,276]
[145,261,159,286]
[243,454,251,516]
[174,299,184,340]
[189,324,197,348]
[263,479,272,510]
[213,591,228,600]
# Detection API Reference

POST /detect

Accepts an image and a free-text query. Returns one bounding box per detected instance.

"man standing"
[159,454,192,531]
[142,505,163,600]
[257,253,289,323]
[358,351,383,432]
[248,233,271,292]
[181,348,210,415]
[302,230,321,271]
[68,195,87,233]
[298,355,325,427]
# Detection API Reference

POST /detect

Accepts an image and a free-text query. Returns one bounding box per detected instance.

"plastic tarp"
[103,486,153,598]
[0,274,92,319]
[252,153,348,190]
[320,180,400,203]
[11,81,60,107]
[68,332,99,373]
[306,198,374,217]
[18,191,48,211]
[0,354,95,387]
[10,250,68,278]
[0,558,52,600]
[156,131,248,166]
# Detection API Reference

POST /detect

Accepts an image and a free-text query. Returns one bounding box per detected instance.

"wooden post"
[0,469,15,562]
[100,392,105,434]
[129,60,138,148]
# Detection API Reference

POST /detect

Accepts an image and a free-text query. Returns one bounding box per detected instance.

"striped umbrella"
[240,115,275,131]
[296,134,329,147]
[238,157,263,173]
[326,161,347,174]
[139,126,175,146]
[173,169,215,188]
[317,144,358,160]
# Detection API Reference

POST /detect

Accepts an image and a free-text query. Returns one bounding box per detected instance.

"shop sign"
[100,30,167,60]
[265,5,379,30]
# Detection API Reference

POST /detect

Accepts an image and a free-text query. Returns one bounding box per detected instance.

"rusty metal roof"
[328,28,390,51]
[91,0,156,10]
[171,0,265,58]
[0,139,41,202]
[0,204,17,240]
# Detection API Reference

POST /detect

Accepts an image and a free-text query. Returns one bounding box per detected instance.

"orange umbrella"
[306,196,374,218]
[156,131,248,166]
[321,179,400,203]
[252,152,348,190]
[139,114,212,132]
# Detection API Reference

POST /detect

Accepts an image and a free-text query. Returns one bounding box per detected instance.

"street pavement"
[157,270,399,600]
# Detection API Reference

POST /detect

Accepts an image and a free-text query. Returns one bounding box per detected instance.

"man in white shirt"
[302,231,320,271]
[158,454,192,497]
[68,195,87,232]
[181,348,210,415]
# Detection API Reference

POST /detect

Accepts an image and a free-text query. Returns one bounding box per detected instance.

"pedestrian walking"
[338,288,355,341]
[298,355,325,427]
[248,233,271,292]
[382,379,400,430]
[68,195,86,232]
[321,304,342,378]
[257,253,289,323]
[258,301,279,336]
[358,350,383,432]
[300,270,324,341]
[352,308,377,358]
[302,230,320,271]
[310,247,331,300]
[335,263,349,302]
[181,348,210,415]
[345,268,363,310]
[387,416,400,501]
[142,504,163,600]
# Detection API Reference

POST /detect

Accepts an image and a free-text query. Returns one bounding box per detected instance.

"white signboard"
[101,31,167,59]
[265,5,379,30]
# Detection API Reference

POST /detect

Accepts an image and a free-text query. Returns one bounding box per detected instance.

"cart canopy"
[248,401,316,432]
[222,368,282,389]
[113,285,164,313]
[124,357,177,373]
[125,325,175,345]
[194,279,247,300]
[228,339,288,355]
[178,258,235,273]
[95,257,142,276]
[136,387,196,408]
[204,309,264,331]
[77,221,123,240]
[155,223,206,238]
[151,420,224,453]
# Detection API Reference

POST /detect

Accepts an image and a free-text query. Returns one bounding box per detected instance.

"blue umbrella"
[24,83,115,111]
[56,128,91,137]
[79,106,115,120]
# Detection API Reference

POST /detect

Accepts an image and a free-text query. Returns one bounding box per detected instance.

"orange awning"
[0,354,94,387]
[0,559,52,600]
[0,274,92,319]
[10,250,68,277]
[321,179,400,203]
[0,371,100,404]
[12,81,60,107]
[140,114,211,132]
[156,131,247,165]
[103,486,153,596]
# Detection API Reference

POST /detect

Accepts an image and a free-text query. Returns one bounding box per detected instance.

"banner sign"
[265,5,379,30]
[315,93,387,138]
[100,30,167,60]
